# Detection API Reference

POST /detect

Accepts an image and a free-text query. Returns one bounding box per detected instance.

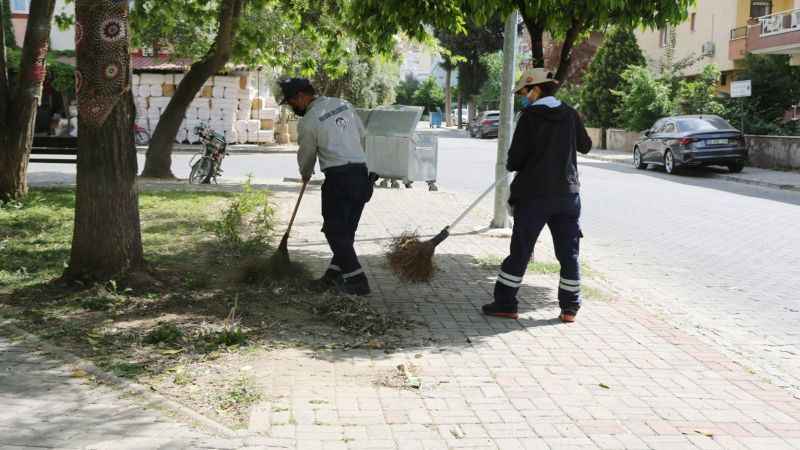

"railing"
[731,26,748,40]
[759,8,800,37]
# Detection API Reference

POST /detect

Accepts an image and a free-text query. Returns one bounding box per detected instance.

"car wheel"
[479,129,486,139]
[633,147,646,170]
[727,163,744,173]
[664,150,678,175]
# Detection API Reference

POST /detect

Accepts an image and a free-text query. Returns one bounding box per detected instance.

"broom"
[273,179,309,263]
[240,180,309,284]
[387,173,511,282]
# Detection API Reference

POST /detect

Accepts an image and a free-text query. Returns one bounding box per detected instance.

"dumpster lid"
[364,105,423,137]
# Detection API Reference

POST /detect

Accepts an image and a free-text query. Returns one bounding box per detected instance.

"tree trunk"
[554,19,583,83]
[444,66,452,127]
[66,0,143,281]
[457,89,463,129]
[0,0,56,202]
[140,0,244,179]
[517,6,545,68]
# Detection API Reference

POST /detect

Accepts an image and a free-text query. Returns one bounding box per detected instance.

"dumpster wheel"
[427,181,438,192]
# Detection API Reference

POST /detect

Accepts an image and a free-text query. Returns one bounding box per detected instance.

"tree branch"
[554,16,583,83]
[517,4,544,67]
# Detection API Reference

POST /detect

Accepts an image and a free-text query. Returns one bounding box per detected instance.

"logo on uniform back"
[335,117,348,130]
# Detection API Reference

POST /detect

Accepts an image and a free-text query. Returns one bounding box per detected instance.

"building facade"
[637,0,800,93]
[9,0,74,51]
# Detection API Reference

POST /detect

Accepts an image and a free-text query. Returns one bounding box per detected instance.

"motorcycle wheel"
[189,157,213,184]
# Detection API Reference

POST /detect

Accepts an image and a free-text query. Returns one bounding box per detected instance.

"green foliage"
[581,27,645,128]
[214,178,275,252]
[675,65,725,116]
[613,66,674,132]
[476,51,502,110]
[556,83,584,112]
[313,52,401,108]
[144,322,184,345]
[4,46,76,96]
[2,0,14,48]
[435,17,504,100]
[350,0,694,83]
[395,74,420,105]
[722,54,800,135]
[413,77,444,114]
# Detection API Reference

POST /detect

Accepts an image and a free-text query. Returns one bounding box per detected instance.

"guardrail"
[758,8,800,37]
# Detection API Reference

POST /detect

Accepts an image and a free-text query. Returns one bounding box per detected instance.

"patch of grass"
[144,322,184,345]
[214,177,275,255]
[108,361,147,378]
[527,261,561,274]
[215,376,262,415]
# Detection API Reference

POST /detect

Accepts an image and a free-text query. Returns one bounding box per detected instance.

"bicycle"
[189,123,228,184]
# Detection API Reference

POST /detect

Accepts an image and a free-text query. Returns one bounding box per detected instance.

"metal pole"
[491,10,518,229]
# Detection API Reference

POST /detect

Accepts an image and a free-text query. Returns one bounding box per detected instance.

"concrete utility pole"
[491,9,518,229]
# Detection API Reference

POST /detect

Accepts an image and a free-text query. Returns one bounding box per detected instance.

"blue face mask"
[520,96,531,108]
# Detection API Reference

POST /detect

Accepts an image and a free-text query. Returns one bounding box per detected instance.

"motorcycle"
[189,123,228,184]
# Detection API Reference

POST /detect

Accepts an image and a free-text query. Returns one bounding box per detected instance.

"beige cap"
[513,67,557,94]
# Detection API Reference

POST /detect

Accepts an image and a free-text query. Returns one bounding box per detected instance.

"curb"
[0,316,243,440]
[581,152,800,193]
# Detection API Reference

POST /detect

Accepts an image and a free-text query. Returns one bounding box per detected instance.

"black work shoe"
[559,310,577,323]
[310,270,342,293]
[482,302,519,320]
[338,277,371,296]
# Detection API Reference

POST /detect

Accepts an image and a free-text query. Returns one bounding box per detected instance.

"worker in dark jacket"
[482,68,592,323]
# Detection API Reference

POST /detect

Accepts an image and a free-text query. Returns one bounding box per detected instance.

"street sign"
[731,80,752,98]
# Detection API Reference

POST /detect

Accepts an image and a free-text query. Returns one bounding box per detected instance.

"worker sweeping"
[482,68,592,323]
[278,78,373,296]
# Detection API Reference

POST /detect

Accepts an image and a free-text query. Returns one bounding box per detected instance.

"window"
[677,117,735,132]
[751,0,772,18]
[663,122,677,134]
[11,0,30,13]
[720,72,728,86]
[690,13,696,32]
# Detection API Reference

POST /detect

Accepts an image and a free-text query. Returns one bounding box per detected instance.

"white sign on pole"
[731,80,752,98]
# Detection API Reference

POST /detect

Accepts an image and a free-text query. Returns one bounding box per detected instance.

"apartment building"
[636,0,739,93]
[8,0,74,51]
[730,0,800,65]
[637,1,800,93]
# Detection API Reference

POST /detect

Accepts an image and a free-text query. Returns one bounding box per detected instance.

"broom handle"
[448,172,511,230]
[285,179,308,237]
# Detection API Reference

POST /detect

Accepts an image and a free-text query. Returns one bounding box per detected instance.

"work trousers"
[321,163,373,282]
[494,194,583,313]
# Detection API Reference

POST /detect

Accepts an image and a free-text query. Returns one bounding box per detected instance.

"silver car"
[633,115,748,174]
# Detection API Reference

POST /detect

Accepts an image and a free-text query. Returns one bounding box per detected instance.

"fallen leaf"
[694,430,714,438]
[368,339,385,349]
[599,383,610,389]
[159,348,184,355]
[70,369,88,378]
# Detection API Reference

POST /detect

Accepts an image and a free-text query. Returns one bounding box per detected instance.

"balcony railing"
[731,26,748,40]
[758,8,800,37]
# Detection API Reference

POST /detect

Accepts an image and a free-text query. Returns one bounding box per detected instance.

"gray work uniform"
[297,96,367,180]
[295,96,372,284]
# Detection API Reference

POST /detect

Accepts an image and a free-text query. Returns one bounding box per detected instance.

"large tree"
[137,0,248,179]
[350,0,693,84]
[0,0,57,202]
[136,0,355,179]
[65,0,144,280]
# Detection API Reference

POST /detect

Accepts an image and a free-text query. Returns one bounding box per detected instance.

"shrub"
[613,66,674,132]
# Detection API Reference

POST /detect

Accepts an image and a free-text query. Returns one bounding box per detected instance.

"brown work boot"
[482,302,519,320]
[559,311,577,323]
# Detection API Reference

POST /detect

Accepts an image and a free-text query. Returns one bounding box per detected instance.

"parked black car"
[633,115,748,174]
[469,110,500,139]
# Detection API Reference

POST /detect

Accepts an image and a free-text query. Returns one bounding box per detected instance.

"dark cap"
[278,78,314,104]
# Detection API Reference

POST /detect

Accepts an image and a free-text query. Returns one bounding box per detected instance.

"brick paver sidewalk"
[238,185,800,449]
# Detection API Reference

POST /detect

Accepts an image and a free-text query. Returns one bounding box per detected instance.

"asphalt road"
[27,126,800,394]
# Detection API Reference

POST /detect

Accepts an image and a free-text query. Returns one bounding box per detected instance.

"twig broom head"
[386,228,450,283]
